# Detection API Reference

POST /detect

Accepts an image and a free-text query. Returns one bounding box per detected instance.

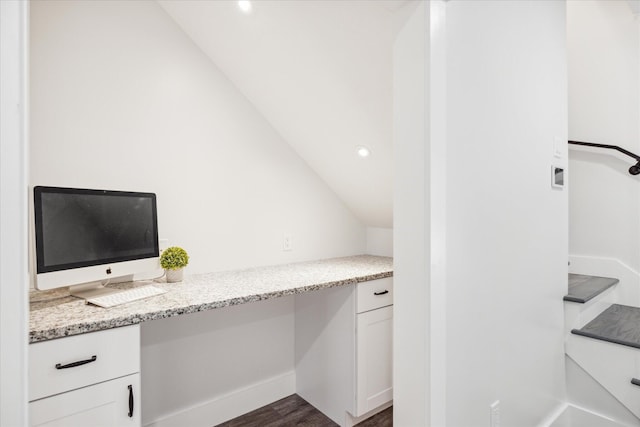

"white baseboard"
[541,403,632,427]
[537,402,569,427]
[345,401,393,427]
[144,371,296,427]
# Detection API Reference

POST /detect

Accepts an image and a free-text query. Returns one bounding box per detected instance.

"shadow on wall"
[570,149,640,179]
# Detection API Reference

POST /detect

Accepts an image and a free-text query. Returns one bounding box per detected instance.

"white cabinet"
[29,374,140,427]
[29,325,141,427]
[356,278,393,314]
[295,277,393,426]
[356,305,393,416]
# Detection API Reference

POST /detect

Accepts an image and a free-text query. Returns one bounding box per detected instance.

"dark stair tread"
[564,273,619,303]
[571,304,640,349]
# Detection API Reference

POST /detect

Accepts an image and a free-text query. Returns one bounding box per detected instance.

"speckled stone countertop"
[30,255,393,343]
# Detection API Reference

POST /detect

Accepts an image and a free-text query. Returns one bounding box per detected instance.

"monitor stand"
[69,281,120,300]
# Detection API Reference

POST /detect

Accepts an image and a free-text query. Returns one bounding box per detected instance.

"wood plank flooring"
[215,394,392,427]
[354,405,393,427]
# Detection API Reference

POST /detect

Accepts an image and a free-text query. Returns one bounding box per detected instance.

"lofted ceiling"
[158,0,404,228]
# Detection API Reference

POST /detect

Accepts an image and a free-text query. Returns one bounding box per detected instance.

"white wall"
[392,2,430,425]
[158,0,395,229]
[393,3,568,425]
[365,227,393,257]
[568,0,640,271]
[141,297,294,426]
[29,0,366,275]
[0,1,28,425]
[30,1,366,424]
[443,1,567,425]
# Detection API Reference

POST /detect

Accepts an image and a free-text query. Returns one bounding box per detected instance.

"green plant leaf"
[160,246,189,270]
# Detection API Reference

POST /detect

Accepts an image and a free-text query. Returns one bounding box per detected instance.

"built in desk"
[29,254,393,426]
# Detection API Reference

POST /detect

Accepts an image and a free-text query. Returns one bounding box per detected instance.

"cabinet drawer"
[30,325,140,402]
[356,277,393,313]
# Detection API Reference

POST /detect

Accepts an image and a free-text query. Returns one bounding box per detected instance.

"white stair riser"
[566,334,640,420]
[569,256,640,307]
[564,285,619,334]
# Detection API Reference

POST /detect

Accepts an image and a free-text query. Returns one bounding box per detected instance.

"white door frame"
[1,1,29,425]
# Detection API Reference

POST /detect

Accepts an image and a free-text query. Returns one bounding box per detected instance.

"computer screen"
[32,186,160,291]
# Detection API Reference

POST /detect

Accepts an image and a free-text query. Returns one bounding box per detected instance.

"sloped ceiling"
[158,0,401,228]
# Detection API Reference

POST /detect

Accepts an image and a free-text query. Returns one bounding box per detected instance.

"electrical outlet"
[283,234,292,251]
[159,238,170,252]
[490,401,500,427]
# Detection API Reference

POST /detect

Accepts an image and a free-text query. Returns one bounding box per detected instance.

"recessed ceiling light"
[356,146,371,158]
[238,0,252,14]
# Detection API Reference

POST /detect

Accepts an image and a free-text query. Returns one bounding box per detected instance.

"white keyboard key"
[86,285,167,308]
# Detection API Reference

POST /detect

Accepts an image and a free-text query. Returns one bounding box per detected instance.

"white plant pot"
[165,268,184,283]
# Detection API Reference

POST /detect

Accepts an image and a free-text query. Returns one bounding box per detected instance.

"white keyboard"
[86,285,167,308]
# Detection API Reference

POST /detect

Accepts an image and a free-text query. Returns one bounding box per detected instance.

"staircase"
[564,273,640,425]
[565,274,619,304]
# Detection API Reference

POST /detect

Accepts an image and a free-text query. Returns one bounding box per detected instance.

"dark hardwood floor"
[354,405,392,427]
[215,394,392,427]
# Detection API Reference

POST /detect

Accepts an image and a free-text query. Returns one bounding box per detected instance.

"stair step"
[564,274,619,303]
[572,304,640,349]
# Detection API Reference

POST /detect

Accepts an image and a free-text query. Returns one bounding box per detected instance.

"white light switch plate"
[553,136,564,159]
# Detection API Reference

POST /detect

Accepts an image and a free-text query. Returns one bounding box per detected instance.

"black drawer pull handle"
[55,355,97,369]
[631,378,640,387]
[128,385,134,417]
[374,290,389,296]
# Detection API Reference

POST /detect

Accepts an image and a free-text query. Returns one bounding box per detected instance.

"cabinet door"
[356,305,393,416]
[30,325,140,401]
[30,373,140,427]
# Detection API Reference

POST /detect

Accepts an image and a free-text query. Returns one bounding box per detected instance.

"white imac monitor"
[32,186,160,298]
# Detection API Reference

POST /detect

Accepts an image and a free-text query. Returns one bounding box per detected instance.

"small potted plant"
[160,246,189,283]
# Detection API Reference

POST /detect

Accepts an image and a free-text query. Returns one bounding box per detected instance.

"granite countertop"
[30,255,393,343]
